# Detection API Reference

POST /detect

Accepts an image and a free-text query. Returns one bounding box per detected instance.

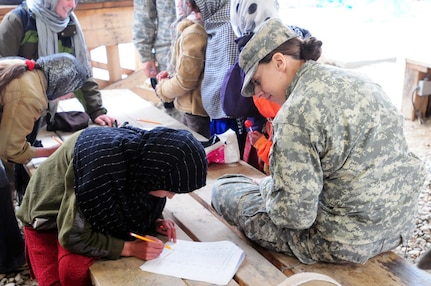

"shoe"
[163,101,175,109]
[0,263,27,274]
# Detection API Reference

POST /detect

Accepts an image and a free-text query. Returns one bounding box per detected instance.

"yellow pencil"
[52,136,63,145]
[129,232,171,250]
[137,119,162,125]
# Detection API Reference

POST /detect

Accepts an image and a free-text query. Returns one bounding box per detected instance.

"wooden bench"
[87,90,431,286]
[401,57,431,121]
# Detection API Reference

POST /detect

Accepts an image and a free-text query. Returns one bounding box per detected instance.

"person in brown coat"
[155,0,210,138]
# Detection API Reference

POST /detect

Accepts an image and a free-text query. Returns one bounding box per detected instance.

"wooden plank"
[104,70,147,90]
[0,1,134,22]
[55,89,206,141]
[75,2,138,87]
[0,2,137,87]
[76,0,133,10]
[0,5,16,22]
[90,258,188,286]
[406,58,431,72]
[261,249,431,286]
[76,7,134,50]
[165,195,288,286]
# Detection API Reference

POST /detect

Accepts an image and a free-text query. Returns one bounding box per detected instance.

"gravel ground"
[392,119,431,271]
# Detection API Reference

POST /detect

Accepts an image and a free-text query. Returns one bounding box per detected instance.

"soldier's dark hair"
[260,37,323,64]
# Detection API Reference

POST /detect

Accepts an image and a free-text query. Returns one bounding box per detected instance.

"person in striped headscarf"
[17,125,208,285]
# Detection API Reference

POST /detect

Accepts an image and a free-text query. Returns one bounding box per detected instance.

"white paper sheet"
[140,239,245,285]
[30,157,47,168]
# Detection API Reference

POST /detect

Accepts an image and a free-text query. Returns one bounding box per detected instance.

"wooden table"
[54,89,205,141]
[27,89,205,175]
[29,89,431,286]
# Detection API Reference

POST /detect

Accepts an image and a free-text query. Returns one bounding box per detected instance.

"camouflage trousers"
[211,174,402,264]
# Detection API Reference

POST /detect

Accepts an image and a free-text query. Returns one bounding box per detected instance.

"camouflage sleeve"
[133,0,157,63]
[74,78,107,122]
[260,123,323,229]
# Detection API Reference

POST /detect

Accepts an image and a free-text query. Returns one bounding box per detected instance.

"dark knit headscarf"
[73,125,208,239]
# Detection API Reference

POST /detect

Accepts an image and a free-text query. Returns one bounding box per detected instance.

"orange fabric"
[256,138,272,165]
[251,97,280,166]
[252,96,280,118]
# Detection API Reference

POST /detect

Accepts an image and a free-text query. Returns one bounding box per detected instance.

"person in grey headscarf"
[0,52,87,164]
[0,52,86,274]
[0,0,116,127]
[0,0,117,230]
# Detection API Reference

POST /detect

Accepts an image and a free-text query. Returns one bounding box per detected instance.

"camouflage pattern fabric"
[212,60,428,264]
[133,0,176,72]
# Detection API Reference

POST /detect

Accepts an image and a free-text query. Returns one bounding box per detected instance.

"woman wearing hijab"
[0,0,117,237]
[17,125,208,285]
[0,0,115,127]
[0,52,87,273]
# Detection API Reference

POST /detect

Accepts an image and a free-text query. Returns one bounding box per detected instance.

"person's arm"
[121,235,165,260]
[156,22,207,102]
[59,197,165,260]
[56,160,125,259]
[260,124,323,229]
[0,10,25,57]
[133,0,157,65]
[57,158,165,260]
[0,92,45,164]
[33,145,60,158]
[73,78,116,126]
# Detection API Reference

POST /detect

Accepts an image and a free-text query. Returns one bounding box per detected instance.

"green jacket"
[0,4,107,121]
[17,131,124,259]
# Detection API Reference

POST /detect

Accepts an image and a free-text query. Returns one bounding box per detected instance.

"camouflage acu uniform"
[212,61,428,264]
[133,0,176,72]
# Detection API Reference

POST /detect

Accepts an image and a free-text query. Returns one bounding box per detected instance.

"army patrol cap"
[239,18,298,97]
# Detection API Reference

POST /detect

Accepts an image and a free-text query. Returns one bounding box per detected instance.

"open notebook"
[140,239,245,285]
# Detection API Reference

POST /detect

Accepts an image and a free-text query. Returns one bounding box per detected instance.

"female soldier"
[212,18,427,265]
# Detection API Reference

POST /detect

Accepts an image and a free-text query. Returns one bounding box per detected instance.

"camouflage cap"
[239,18,298,97]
